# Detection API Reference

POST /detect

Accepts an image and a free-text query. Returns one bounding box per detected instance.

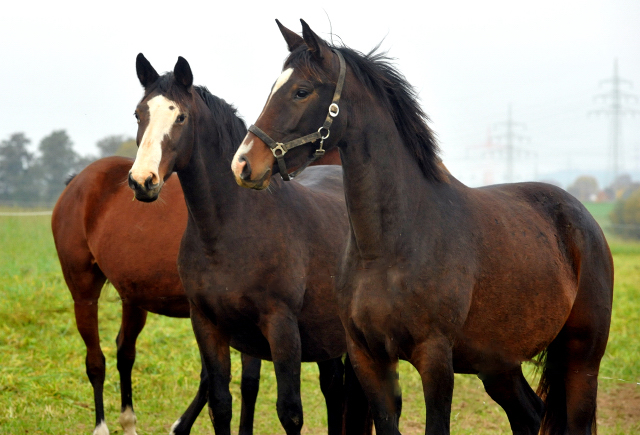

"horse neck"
[176,98,248,241]
[339,104,453,262]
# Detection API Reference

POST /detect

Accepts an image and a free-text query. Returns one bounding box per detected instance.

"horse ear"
[136,53,159,88]
[300,19,329,62]
[174,56,193,89]
[276,19,304,52]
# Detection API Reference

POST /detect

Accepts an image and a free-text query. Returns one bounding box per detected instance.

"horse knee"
[241,371,260,401]
[318,358,344,396]
[277,396,303,433]
[116,347,136,374]
[208,393,232,431]
[86,352,106,386]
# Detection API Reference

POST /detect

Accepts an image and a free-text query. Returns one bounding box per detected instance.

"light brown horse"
[52,156,346,435]
[231,20,614,435]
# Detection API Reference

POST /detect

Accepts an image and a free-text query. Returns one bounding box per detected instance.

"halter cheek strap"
[248,49,346,181]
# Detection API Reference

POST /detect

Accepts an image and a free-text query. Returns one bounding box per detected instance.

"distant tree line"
[565,173,640,239]
[0,131,136,207]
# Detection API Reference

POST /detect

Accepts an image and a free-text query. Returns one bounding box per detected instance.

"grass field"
[0,203,638,434]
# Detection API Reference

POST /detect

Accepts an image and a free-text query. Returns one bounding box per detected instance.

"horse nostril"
[144,175,157,190]
[239,156,252,181]
[128,172,140,190]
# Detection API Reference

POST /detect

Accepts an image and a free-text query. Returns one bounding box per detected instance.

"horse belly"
[455,269,577,372]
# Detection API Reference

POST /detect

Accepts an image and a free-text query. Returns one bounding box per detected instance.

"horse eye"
[134,112,140,123]
[176,114,186,123]
[295,89,310,99]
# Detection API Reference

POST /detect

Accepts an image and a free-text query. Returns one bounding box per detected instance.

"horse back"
[293,165,345,202]
[478,181,611,271]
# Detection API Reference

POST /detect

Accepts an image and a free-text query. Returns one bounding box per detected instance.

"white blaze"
[267,68,293,104]
[130,95,181,185]
[231,68,293,177]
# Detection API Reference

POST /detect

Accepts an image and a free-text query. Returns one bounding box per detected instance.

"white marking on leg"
[93,420,110,435]
[118,405,138,435]
[169,418,182,435]
[130,95,182,187]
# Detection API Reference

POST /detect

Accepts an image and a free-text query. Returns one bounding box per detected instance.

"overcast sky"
[2,0,639,187]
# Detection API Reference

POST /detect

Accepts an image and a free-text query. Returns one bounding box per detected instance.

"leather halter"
[248,49,346,181]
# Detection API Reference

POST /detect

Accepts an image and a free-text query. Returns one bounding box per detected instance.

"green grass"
[1,211,638,434]
[583,201,615,227]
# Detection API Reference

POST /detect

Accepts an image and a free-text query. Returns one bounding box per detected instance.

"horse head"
[129,54,197,202]
[231,20,347,190]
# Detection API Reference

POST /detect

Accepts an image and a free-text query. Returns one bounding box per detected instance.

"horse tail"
[535,333,598,435]
[342,354,373,435]
[65,173,77,185]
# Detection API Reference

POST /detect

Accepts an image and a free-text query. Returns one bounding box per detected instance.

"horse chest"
[343,266,415,351]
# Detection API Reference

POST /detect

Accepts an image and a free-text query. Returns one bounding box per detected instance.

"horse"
[230,20,614,435]
[126,54,371,435]
[51,156,349,435]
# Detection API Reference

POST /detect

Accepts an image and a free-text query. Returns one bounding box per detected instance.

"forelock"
[143,73,192,109]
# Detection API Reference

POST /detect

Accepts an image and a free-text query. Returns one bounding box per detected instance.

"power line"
[493,104,534,182]
[590,59,639,181]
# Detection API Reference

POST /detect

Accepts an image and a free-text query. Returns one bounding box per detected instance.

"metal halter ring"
[329,103,340,118]
[272,143,287,157]
[318,127,330,140]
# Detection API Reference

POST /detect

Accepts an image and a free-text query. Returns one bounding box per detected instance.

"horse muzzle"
[233,164,272,190]
[128,172,163,202]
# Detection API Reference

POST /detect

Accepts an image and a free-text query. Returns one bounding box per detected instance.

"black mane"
[286,43,442,181]
[194,86,247,159]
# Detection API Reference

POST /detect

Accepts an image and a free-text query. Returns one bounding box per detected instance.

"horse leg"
[264,314,303,435]
[563,277,611,435]
[343,354,373,435]
[346,339,401,435]
[538,315,609,434]
[317,357,344,435]
[537,271,611,435]
[170,355,209,435]
[70,269,108,435]
[115,303,148,435]
[189,302,232,435]
[238,354,262,435]
[478,367,544,435]
[563,334,604,435]
[410,337,454,435]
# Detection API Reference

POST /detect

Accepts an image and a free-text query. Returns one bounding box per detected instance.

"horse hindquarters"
[537,238,613,435]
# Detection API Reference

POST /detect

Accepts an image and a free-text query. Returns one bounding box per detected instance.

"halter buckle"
[329,103,340,118]
[318,127,330,140]
[272,143,287,158]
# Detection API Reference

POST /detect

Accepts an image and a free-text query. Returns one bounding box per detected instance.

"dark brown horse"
[231,20,614,435]
[127,54,370,435]
[52,157,348,435]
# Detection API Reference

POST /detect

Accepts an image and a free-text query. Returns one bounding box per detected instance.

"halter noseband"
[247,49,346,181]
